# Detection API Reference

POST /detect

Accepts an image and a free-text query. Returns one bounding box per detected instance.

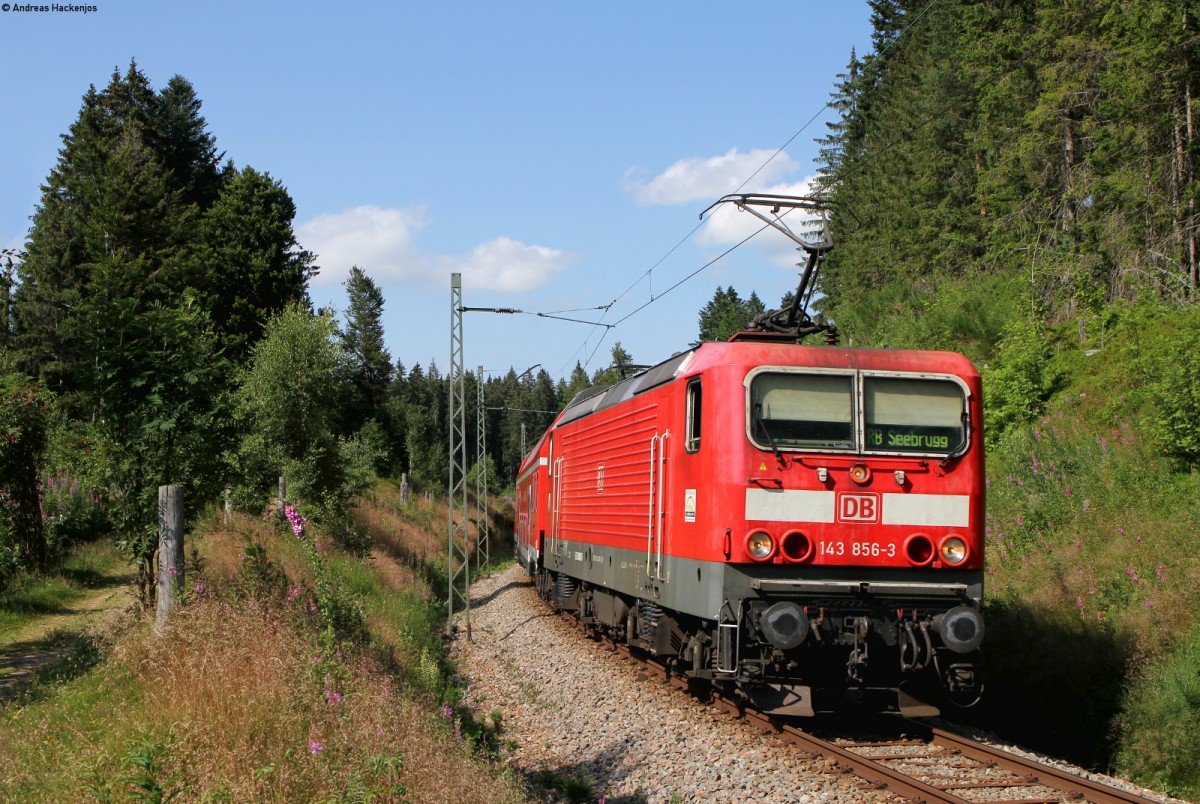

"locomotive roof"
[555,340,978,431]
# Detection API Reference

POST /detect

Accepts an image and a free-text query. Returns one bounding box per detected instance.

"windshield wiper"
[753,403,787,468]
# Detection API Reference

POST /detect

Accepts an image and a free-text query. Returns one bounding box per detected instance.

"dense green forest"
[3,0,1200,793]
[813,0,1198,348]
[805,0,1200,795]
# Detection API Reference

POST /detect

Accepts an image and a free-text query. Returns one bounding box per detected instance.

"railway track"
[559,611,1164,804]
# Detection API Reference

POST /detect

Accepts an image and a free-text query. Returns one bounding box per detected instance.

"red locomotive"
[514,196,984,715]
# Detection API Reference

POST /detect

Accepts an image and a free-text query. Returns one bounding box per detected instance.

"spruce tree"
[339,266,393,434]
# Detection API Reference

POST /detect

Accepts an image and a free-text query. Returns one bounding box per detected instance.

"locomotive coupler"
[846,616,870,683]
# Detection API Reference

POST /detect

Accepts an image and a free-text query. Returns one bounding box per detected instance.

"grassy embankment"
[0,482,526,803]
[954,301,1200,799]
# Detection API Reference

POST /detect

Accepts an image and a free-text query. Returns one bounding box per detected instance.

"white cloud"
[297,204,575,294]
[297,204,430,287]
[438,236,578,293]
[623,148,798,206]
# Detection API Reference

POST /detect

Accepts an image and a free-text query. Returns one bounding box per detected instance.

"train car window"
[749,373,854,450]
[686,378,702,452]
[863,377,966,454]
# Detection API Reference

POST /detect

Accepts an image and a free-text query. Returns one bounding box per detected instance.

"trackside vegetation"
[0,485,525,802]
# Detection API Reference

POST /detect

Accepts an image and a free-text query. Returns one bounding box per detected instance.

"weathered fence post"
[223,486,232,526]
[400,473,409,505]
[277,475,287,520]
[156,485,184,633]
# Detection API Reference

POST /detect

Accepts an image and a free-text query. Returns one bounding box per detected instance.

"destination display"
[865,424,962,454]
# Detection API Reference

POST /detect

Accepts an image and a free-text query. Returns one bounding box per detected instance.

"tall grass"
[0,503,526,802]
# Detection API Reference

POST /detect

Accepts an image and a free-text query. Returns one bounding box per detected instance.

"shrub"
[40,475,110,555]
[1115,623,1200,798]
[1151,331,1200,465]
[983,320,1063,446]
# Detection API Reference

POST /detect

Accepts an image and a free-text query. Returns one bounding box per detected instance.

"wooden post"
[278,475,287,519]
[223,486,232,525]
[156,485,184,633]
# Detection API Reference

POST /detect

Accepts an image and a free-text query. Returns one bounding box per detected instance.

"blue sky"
[1,1,874,383]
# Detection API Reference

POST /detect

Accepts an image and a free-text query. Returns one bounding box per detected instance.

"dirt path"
[0,574,135,703]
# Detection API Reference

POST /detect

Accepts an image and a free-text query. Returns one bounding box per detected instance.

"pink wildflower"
[285,504,307,539]
[309,740,324,756]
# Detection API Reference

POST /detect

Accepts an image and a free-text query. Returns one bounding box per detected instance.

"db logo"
[837,492,880,523]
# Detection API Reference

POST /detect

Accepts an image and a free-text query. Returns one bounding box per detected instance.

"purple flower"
[285,504,307,539]
[309,740,324,756]
[325,689,342,704]
[194,582,206,595]
[287,587,301,603]
[1076,597,1084,609]
[442,702,453,721]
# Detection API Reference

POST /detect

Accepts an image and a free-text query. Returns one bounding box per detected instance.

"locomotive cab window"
[685,378,702,452]
[863,376,966,455]
[749,372,854,450]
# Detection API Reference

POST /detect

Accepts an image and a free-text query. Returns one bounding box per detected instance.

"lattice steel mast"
[476,364,488,573]
[447,274,470,632]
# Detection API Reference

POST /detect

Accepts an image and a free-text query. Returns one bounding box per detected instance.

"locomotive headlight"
[940,536,968,565]
[849,463,872,485]
[746,531,775,560]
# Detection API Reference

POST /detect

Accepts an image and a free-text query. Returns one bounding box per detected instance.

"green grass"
[967,306,1200,784]
[0,540,131,640]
